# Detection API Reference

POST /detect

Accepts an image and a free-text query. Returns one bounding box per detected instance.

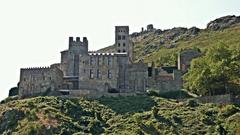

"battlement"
[69,37,88,45]
[88,52,127,56]
[21,66,51,70]
[20,65,63,74]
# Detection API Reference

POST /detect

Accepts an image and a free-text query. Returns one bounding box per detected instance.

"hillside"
[0,96,240,134]
[99,15,240,66]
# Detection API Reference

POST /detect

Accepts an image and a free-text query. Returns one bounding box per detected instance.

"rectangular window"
[108,57,112,66]
[122,35,126,40]
[97,69,101,78]
[90,57,94,65]
[118,35,121,40]
[97,57,101,65]
[108,70,112,79]
[90,69,94,79]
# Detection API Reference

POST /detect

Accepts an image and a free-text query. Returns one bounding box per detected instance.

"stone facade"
[147,66,182,93]
[19,26,183,98]
[19,66,63,98]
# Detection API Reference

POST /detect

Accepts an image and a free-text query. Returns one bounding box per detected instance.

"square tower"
[115,26,133,62]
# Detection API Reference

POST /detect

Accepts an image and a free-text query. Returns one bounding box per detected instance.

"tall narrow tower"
[115,26,133,62]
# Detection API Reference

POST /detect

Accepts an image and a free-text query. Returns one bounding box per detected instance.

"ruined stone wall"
[19,66,63,98]
[147,69,182,93]
[178,49,201,73]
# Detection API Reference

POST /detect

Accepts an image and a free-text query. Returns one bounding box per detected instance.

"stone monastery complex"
[19,26,196,98]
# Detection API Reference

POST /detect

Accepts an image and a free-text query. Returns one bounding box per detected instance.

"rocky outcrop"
[207,15,240,31]
[0,109,25,133]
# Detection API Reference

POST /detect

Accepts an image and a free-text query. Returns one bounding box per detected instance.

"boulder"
[147,24,154,31]
[207,15,240,31]
[186,27,200,36]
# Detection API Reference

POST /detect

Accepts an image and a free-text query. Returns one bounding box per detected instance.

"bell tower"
[115,26,133,62]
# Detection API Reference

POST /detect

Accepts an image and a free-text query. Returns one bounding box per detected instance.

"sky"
[0,0,239,101]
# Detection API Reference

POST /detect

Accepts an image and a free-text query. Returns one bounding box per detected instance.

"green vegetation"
[184,43,240,96]
[0,96,240,134]
[133,24,240,66]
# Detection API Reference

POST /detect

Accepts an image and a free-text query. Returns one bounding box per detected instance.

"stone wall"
[78,53,129,93]
[68,89,138,98]
[128,62,148,92]
[147,69,182,93]
[60,37,88,77]
[196,94,237,104]
[19,66,63,98]
[178,49,201,73]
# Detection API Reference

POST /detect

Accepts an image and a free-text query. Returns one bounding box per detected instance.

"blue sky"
[0,0,239,100]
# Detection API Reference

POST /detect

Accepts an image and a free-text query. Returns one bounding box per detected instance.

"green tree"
[184,43,240,96]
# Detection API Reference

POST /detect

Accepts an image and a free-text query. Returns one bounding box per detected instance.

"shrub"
[221,105,240,118]
[186,99,199,107]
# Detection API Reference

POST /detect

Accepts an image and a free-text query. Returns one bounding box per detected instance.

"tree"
[184,43,240,96]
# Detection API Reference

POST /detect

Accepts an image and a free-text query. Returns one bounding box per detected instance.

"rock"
[165,27,188,41]
[131,32,140,38]
[0,109,25,133]
[186,27,200,36]
[207,15,240,31]
[154,29,163,35]
[147,24,154,31]
[165,43,177,49]
[159,40,165,45]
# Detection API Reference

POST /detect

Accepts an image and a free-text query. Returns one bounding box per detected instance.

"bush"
[221,105,240,118]
[186,99,199,107]
[8,87,18,96]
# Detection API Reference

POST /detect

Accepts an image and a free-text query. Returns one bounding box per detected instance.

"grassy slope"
[0,96,240,135]
[134,24,240,66]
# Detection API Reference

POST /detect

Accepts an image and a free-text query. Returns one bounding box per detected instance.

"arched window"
[123,43,126,47]
[123,49,126,53]
[118,50,121,53]
[118,43,120,47]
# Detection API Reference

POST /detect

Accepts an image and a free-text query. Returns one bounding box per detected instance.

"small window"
[118,35,121,40]
[123,43,126,47]
[23,78,26,81]
[108,57,112,65]
[122,35,126,40]
[123,49,126,53]
[49,77,52,80]
[43,76,45,81]
[97,69,101,78]
[108,70,112,79]
[97,57,101,65]
[118,43,120,47]
[90,69,94,79]
[117,50,121,53]
[90,57,94,65]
